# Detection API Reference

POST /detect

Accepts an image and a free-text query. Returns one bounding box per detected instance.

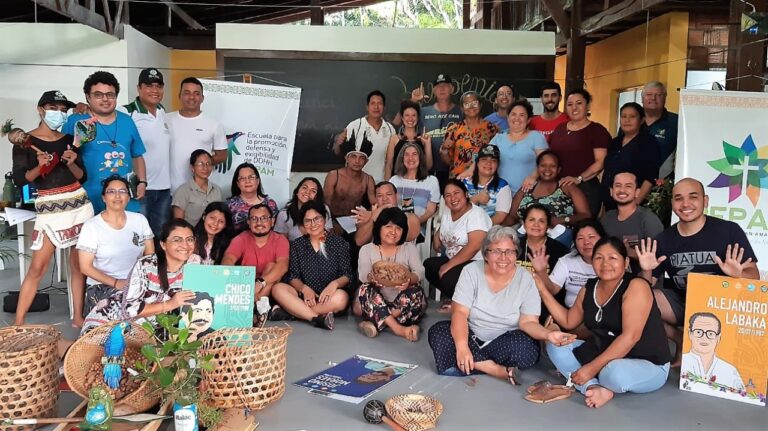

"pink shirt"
[224,231,289,276]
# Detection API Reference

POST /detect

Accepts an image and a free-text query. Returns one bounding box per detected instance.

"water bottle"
[2,172,16,206]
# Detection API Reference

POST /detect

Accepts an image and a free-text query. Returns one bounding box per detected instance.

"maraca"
[363,400,406,431]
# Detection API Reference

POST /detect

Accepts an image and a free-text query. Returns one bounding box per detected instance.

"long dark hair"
[230,162,266,198]
[157,219,195,292]
[194,202,233,264]
[471,154,500,191]
[593,236,628,260]
[284,177,325,226]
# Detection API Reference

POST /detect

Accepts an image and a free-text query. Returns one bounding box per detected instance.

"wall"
[554,12,689,134]
[168,50,217,111]
[123,25,171,106]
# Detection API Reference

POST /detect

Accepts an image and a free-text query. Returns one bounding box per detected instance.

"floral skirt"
[358,283,427,331]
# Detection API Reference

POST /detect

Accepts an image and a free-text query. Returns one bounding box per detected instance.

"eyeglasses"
[462,101,480,109]
[303,215,325,226]
[486,248,515,258]
[249,215,272,223]
[690,329,719,340]
[90,92,117,100]
[105,189,129,196]
[168,236,196,245]
[195,161,212,167]
[238,175,258,182]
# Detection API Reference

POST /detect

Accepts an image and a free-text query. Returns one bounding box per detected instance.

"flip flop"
[527,380,549,394]
[507,367,521,386]
[524,381,575,404]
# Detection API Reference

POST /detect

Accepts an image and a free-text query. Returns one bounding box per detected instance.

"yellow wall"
[168,50,217,111]
[554,12,689,134]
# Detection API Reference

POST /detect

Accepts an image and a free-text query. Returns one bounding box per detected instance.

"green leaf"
[158,368,174,388]
[178,327,189,344]
[160,341,178,357]
[141,344,158,361]
[141,321,155,335]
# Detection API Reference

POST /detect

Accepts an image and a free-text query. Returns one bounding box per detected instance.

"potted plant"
[0,228,19,266]
[134,313,221,430]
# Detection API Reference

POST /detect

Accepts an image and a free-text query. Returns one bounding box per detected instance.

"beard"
[252,229,272,237]
[543,103,558,113]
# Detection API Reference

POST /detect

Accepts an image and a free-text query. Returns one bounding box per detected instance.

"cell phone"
[125,171,139,199]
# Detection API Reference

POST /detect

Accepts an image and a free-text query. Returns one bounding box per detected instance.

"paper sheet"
[0,208,36,226]
[335,216,358,234]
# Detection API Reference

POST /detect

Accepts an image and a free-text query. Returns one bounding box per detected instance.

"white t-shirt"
[549,253,596,307]
[165,111,228,192]
[344,116,396,182]
[118,101,171,190]
[388,175,440,217]
[439,204,492,260]
[453,260,541,342]
[76,212,153,285]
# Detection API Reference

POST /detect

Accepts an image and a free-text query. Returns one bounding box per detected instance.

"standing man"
[63,71,147,213]
[411,74,463,189]
[484,84,514,131]
[333,90,396,182]
[636,178,759,365]
[601,172,663,273]
[118,68,170,236]
[642,81,678,226]
[529,81,568,143]
[166,77,227,193]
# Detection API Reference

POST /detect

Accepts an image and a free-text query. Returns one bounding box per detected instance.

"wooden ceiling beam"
[30,0,107,33]
[579,0,667,36]
[159,0,206,30]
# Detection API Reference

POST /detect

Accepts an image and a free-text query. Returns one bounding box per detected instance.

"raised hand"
[411,83,426,103]
[635,238,666,271]
[714,243,754,279]
[528,245,549,274]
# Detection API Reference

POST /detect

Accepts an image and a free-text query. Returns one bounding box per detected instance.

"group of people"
[9,70,760,409]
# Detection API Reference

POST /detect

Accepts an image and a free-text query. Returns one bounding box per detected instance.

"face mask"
[42,110,67,130]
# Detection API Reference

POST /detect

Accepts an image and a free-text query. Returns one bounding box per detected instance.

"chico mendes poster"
[181,264,256,341]
[680,273,767,406]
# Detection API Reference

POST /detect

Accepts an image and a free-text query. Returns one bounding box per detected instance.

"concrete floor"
[0,248,765,431]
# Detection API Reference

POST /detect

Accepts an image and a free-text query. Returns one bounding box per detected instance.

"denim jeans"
[546,340,670,395]
[140,189,171,237]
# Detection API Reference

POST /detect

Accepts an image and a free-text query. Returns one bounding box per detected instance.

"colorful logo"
[216,131,243,175]
[707,134,768,207]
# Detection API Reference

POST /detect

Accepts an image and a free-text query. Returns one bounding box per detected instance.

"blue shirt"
[484,112,508,132]
[63,112,146,213]
[490,131,548,193]
[647,109,678,178]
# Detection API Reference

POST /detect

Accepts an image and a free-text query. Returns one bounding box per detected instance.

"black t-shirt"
[652,216,757,291]
[516,236,569,274]
[575,274,671,365]
[12,134,85,190]
[601,131,661,209]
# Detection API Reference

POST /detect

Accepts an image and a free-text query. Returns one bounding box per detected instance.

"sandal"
[527,380,549,394]
[312,313,335,330]
[406,325,420,342]
[524,381,574,404]
[358,321,379,338]
[506,367,521,386]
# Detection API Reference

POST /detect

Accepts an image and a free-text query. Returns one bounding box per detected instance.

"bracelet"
[137,180,148,186]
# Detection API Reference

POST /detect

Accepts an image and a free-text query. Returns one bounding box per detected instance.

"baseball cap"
[478,144,500,161]
[138,68,164,86]
[37,90,76,109]
[433,73,453,86]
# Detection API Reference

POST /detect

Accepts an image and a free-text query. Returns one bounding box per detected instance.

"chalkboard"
[222,52,553,171]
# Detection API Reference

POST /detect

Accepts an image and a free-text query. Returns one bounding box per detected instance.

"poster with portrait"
[180,264,255,341]
[679,273,767,406]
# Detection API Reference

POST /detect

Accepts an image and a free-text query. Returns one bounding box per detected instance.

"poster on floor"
[679,273,767,406]
[181,264,256,340]
[200,79,302,208]
[677,90,768,279]
[294,355,418,404]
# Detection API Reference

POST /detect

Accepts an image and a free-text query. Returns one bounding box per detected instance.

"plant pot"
[173,402,198,431]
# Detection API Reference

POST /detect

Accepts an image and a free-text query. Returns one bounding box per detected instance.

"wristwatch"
[255,277,265,290]
[137,180,148,186]
[564,216,571,225]
[576,175,583,184]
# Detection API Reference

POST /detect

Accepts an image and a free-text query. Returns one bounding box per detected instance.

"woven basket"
[0,325,60,431]
[199,326,292,411]
[370,261,411,287]
[386,394,443,431]
[64,321,159,415]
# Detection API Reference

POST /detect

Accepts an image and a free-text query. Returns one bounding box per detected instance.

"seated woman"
[77,176,155,320]
[508,150,590,246]
[193,202,233,265]
[384,100,433,180]
[357,207,427,342]
[81,219,200,334]
[388,143,440,236]
[461,144,512,225]
[536,237,671,408]
[427,226,574,383]
[226,162,278,233]
[516,204,570,275]
[172,149,224,226]
[275,177,333,242]
[424,179,492,312]
[271,201,353,330]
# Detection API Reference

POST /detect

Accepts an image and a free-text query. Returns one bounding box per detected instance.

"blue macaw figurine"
[102,321,128,390]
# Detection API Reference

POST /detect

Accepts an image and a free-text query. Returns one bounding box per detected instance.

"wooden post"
[725,0,767,91]
[243,74,252,84]
[565,0,585,93]
[310,0,324,25]
[462,0,471,29]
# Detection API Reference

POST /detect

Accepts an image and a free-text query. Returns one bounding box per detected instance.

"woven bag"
[199,326,292,411]
[64,321,159,415]
[385,394,444,431]
[0,325,60,431]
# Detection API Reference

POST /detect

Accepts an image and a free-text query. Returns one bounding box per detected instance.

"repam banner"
[200,79,302,207]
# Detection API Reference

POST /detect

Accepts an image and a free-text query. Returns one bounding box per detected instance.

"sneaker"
[312,313,334,330]
[269,306,294,321]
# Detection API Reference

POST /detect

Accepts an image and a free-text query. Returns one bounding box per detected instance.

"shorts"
[656,287,686,326]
